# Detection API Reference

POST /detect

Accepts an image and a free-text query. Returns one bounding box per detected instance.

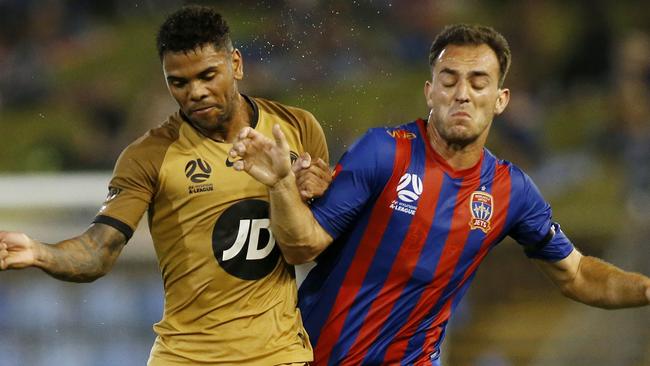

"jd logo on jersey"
[212,200,280,280]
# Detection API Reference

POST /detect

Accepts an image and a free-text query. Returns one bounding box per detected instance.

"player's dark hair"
[156,5,232,59]
[429,24,511,87]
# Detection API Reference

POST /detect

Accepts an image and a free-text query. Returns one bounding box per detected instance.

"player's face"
[424,44,509,148]
[163,44,243,133]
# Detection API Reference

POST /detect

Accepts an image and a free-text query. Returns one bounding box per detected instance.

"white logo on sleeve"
[390,173,423,215]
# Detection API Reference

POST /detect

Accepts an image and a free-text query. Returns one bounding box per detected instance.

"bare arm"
[0,223,127,282]
[230,125,333,264]
[269,173,333,264]
[535,249,650,309]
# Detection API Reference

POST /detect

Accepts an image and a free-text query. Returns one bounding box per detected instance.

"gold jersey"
[94,96,328,365]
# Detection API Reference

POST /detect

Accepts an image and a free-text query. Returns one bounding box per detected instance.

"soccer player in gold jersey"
[0,5,331,365]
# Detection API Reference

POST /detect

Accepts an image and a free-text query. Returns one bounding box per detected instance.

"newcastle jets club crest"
[469,190,493,233]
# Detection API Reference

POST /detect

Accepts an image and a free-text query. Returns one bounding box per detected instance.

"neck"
[202,94,253,143]
[223,94,252,143]
[426,118,486,171]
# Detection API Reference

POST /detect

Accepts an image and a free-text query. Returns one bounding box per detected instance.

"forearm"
[34,225,125,282]
[36,237,110,282]
[270,173,332,264]
[564,256,650,309]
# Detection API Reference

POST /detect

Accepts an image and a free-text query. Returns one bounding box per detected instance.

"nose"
[189,80,208,101]
[454,80,470,104]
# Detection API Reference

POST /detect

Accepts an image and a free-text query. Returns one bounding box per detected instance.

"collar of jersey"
[416,118,485,180]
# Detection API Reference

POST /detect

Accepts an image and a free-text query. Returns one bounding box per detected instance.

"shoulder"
[252,96,320,129]
[359,120,420,151]
[112,115,182,187]
[485,150,541,201]
[343,122,415,165]
[119,114,182,161]
[483,149,528,182]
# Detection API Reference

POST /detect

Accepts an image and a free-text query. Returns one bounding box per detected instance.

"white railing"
[0,173,155,260]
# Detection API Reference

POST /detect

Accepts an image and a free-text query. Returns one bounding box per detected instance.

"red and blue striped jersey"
[302,119,574,365]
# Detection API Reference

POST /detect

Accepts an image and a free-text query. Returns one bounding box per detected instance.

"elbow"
[558,282,584,303]
[87,267,111,282]
[78,274,104,283]
[75,260,114,283]
[273,224,332,265]
[278,238,325,265]
[280,244,320,265]
[284,254,311,266]
[53,269,107,283]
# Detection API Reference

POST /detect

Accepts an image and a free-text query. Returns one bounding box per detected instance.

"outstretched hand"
[230,124,292,187]
[0,231,38,270]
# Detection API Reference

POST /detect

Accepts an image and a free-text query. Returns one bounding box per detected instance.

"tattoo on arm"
[38,224,127,282]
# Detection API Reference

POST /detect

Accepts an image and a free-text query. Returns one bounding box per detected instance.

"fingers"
[272,124,290,151]
[230,139,251,160]
[235,126,247,140]
[271,124,283,144]
[233,160,245,172]
[230,126,277,159]
[296,167,331,200]
[292,152,312,173]
[314,158,331,173]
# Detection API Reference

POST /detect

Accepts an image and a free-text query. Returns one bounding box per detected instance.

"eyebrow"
[166,66,219,82]
[439,67,491,79]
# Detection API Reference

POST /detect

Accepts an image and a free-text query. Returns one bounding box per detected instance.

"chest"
[365,167,505,285]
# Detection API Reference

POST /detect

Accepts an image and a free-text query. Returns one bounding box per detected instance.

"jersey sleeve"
[508,169,574,261]
[298,110,329,165]
[310,129,392,239]
[93,139,158,241]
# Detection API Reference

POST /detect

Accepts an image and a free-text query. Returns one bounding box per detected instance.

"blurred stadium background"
[1,0,649,365]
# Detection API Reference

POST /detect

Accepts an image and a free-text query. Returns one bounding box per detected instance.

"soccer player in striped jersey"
[230,24,650,365]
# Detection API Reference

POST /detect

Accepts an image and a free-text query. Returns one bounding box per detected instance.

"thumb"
[301,152,312,168]
[292,152,312,173]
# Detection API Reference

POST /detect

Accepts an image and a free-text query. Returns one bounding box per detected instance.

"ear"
[424,80,434,109]
[232,48,244,80]
[494,87,510,115]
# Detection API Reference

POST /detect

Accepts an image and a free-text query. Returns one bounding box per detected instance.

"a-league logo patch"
[389,173,423,215]
[469,190,493,233]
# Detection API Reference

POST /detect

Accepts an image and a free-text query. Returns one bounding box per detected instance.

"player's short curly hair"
[156,5,232,59]
[429,24,511,87]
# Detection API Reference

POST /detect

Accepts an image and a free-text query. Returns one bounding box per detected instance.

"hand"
[0,231,39,270]
[293,153,332,201]
[229,124,292,187]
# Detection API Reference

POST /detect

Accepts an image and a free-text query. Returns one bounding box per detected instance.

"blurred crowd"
[1,1,649,206]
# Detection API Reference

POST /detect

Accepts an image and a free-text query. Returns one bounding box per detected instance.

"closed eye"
[167,77,187,88]
[198,68,218,81]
